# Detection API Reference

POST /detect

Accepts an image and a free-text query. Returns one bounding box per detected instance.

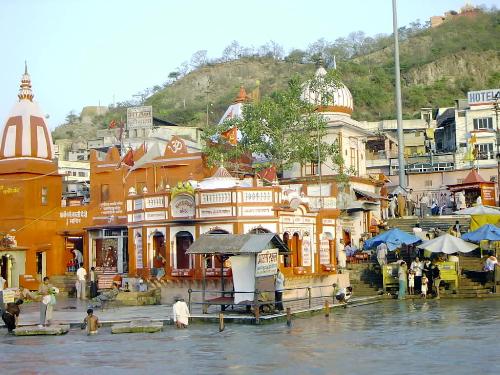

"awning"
[343,201,380,212]
[353,188,388,201]
[187,233,290,255]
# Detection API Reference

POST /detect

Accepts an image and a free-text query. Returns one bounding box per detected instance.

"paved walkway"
[10,295,382,328]
[15,297,175,326]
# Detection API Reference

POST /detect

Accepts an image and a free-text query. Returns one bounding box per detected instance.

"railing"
[187,283,339,319]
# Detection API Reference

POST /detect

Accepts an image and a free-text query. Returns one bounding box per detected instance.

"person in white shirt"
[172,297,190,328]
[412,223,423,237]
[275,269,285,311]
[76,264,87,299]
[337,239,347,269]
[410,257,423,294]
[419,195,429,218]
[376,243,388,266]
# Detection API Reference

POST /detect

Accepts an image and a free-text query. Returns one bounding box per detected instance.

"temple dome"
[301,66,354,116]
[0,64,54,161]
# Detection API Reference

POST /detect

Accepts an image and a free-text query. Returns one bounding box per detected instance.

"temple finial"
[18,62,34,101]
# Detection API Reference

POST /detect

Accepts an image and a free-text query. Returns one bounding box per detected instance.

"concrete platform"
[111,320,163,334]
[14,324,70,336]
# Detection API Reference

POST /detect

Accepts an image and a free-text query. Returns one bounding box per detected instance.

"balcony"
[389,153,456,174]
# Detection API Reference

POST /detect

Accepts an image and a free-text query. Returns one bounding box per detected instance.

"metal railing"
[187,283,339,317]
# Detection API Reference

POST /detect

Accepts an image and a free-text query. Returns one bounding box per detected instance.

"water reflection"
[0,300,499,375]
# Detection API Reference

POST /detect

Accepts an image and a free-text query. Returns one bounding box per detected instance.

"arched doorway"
[153,231,166,258]
[175,231,193,269]
[0,254,12,288]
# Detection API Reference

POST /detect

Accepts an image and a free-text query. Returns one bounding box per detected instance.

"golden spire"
[18,61,34,101]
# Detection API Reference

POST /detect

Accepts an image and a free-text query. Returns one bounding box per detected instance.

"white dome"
[0,66,54,161]
[198,166,251,190]
[301,66,353,116]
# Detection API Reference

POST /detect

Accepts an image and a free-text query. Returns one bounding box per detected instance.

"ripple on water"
[0,299,499,375]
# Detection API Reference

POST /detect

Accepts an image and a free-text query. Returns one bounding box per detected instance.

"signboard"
[100,201,123,216]
[302,235,312,267]
[145,211,167,221]
[171,195,195,218]
[127,105,153,129]
[319,238,330,265]
[255,249,279,277]
[241,206,274,216]
[199,207,232,218]
[134,229,143,269]
[60,210,88,226]
[468,89,500,106]
[145,196,166,209]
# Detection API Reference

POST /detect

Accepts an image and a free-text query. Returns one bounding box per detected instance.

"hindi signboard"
[255,249,279,277]
[127,106,153,129]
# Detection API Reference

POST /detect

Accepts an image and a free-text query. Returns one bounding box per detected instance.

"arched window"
[248,226,271,234]
[175,231,193,269]
[292,233,301,267]
[283,232,292,268]
[206,229,229,268]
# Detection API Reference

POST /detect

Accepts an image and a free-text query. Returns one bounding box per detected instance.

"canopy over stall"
[417,233,477,254]
[364,228,420,251]
[187,233,290,309]
[462,224,500,243]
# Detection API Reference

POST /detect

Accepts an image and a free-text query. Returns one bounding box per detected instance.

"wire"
[0,169,59,181]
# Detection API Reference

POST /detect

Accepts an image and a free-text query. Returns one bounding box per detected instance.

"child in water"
[421,275,428,299]
[408,269,415,295]
[82,308,101,335]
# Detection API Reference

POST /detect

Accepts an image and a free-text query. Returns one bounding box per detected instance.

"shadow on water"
[1,299,499,375]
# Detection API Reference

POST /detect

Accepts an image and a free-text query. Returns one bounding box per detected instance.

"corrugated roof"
[187,233,289,255]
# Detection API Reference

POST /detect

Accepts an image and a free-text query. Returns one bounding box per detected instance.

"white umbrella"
[417,233,477,254]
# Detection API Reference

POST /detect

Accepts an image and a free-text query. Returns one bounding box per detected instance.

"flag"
[123,142,164,180]
[257,165,277,183]
[109,119,117,129]
[132,142,163,170]
[221,127,238,146]
[116,148,134,169]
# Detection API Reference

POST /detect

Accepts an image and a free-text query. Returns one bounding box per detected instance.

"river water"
[1,299,499,375]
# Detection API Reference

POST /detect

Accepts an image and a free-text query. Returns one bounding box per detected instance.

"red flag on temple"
[116,148,134,169]
[221,127,238,146]
[257,165,277,183]
[109,119,117,129]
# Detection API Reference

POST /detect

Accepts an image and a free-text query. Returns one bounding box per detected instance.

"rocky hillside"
[52,9,500,140]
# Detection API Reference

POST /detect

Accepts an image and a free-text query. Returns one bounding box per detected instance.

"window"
[101,184,110,202]
[477,143,494,160]
[41,187,48,205]
[304,161,319,176]
[473,117,493,130]
[78,172,86,177]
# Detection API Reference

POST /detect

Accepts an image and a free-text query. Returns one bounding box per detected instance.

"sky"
[0,0,497,129]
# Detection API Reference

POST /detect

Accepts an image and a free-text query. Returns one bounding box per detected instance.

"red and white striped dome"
[0,65,54,161]
[301,66,354,116]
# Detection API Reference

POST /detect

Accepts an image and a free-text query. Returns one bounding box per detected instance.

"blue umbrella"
[364,228,421,251]
[461,224,500,243]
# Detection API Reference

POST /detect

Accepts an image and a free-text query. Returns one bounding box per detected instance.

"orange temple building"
[1,68,382,295]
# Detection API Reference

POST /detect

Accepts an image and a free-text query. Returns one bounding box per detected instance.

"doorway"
[291,233,301,267]
[175,231,193,269]
[1,255,12,287]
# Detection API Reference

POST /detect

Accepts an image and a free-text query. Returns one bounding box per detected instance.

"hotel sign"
[127,105,153,129]
[468,89,500,106]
